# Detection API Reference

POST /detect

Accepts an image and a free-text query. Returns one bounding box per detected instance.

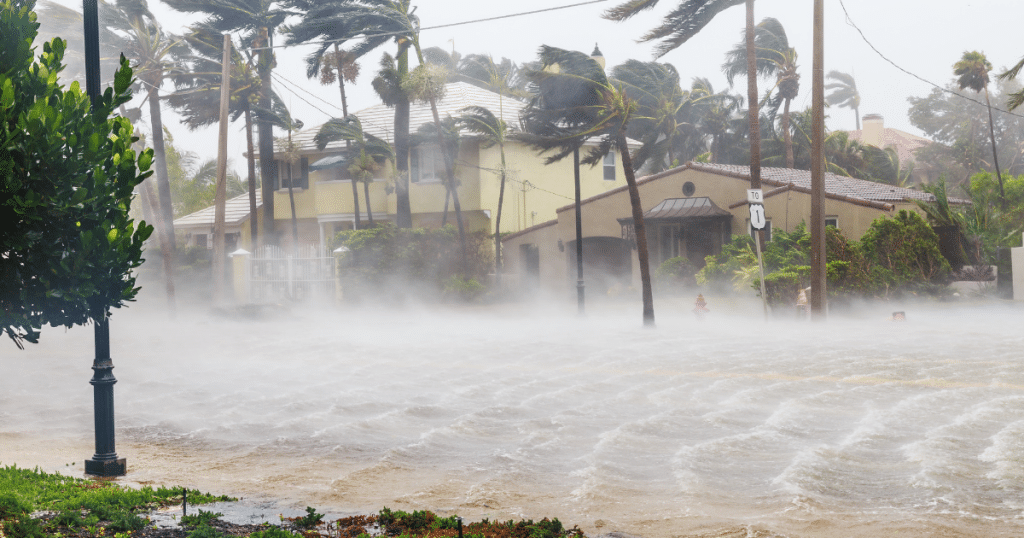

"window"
[825,216,839,229]
[749,219,772,242]
[603,152,616,181]
[411,145,444,183]
[277,157,309,190]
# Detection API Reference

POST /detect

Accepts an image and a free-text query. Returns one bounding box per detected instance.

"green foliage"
[696,234,757,292]
[442,275,485,302]
[291,507,324,530]
[249,527,295,538]
[181,510,223,528]
[859,210,950,293]
[1,1,153,347]
[335,224,491,301]
[2,515,45,538]
[654,255,697,292]
[187,522,227,538]
[0,492,30,519]
[107,510,148,532]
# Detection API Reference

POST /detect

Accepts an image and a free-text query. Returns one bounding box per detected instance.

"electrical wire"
[247,0,608,52]
[272,71,346,115]
[837,0,1024,120]
[270,72,336,118]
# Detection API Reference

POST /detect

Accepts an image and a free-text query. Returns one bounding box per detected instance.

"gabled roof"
[846,126,932,166]
[173,189,262,230]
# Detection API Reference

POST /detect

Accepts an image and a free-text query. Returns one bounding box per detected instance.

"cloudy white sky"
[37,0,1024,171]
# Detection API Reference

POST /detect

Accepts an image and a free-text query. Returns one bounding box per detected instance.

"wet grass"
[0,466,585,538]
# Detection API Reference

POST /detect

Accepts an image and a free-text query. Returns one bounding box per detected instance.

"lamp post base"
[85,457,126,477]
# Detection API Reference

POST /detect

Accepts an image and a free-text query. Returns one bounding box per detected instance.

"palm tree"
[314,115,397,227]
[456,53,530,98]
[611,59,696,172]
[370,50,413,227]
[998,56,1024,111]
[455,106,512,283]
[603,0,762,190]
[723,17,799,168]
[521,46,655,326]
[274,112,304,248]
[954,50,1006,205]
[167,25,267,247]
[825,70,861,129]
[281,0,364,227]
[690,77,743,163]
[163,0,295,242]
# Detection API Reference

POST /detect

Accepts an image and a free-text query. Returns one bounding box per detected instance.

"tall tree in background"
[954,50,1005,205]
[164,0,295,243]
[722,17,799,168]
[168,25,267,246]
[825,70,861,130]
[690,77,743,163]
[521,46,654,326]
[999,56,1024,111]
[612,59,696,172]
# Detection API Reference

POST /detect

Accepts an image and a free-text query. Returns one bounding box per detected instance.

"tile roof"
[686,162,965,205]
[173,189,262,229]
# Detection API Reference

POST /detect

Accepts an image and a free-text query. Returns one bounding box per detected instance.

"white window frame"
[825,216,839,229]
[603,152,616,181]
[411,145,444,184]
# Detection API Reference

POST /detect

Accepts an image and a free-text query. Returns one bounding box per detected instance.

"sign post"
[748,190,769,319]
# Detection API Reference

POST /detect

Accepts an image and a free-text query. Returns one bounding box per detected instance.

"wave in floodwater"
[2,298,1024,538]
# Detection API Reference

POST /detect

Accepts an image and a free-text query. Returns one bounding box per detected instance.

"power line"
[272,71,346,115]
[837,0,1024,120]
[270,72,335,119]
[248,0,608,52]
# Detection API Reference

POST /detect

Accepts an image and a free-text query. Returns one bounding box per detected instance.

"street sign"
[747,189,764,204]
[749,203,766,230]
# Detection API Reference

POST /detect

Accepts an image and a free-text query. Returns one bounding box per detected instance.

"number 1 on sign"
[749,203,766,230]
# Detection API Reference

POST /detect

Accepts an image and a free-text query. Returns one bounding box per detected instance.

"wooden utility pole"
[810,0,827,318]
[213,33,231,304]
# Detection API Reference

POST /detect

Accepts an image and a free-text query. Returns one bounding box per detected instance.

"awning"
[309,154,347,171]
[617,197,731,225]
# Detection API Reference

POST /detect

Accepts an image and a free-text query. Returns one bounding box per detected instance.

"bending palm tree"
[314,115,397,227]
[455,106,512,282]
[723,17,799,168]
[164,0,295,242]
[825,70,861,130]
[955,50,1005,205]
[612,59,696,172]
[521,46,655,326]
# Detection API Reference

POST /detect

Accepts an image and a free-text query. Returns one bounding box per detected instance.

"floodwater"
[2,295,1023,538]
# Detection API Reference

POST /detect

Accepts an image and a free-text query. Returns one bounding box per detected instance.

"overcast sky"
[38,0,1024,173]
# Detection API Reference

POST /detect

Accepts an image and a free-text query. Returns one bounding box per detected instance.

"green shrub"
[180,510,223,528]
[2,517,45,538]
[0,493,29,519]
[107,510,147,532]
[249,527,295,538]
[655,256,697,292]
[443,275,485,301]
[187,523,227,538]
[290,507,323,530]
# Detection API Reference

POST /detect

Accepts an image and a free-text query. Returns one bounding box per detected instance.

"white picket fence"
[249,244,334,303]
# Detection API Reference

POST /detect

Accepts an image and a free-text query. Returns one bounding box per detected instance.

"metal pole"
[810,0,827,319]
[574,147,585,314]
[82,0,125,477]
[85,317,126,476]
[754,231,768,320]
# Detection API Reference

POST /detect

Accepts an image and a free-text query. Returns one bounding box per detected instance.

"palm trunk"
[287,166,298,247]
[147,85,176,252]
[334,44,349,115]
[746,0,762,190]
[983,87,1007,207]
[394,47,412,228]
[783,97,794,168]
[618,132,654,327]
[245,106,258,248]
[441,188,450,226]
[854,105,861,130]
[351,178,362,229]
[363,180,374,225]
[495,145,507,286]
[257,27,276,242]
[143,179,176,318]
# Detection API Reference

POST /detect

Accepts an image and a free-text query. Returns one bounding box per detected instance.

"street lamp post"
[82,0,125,477]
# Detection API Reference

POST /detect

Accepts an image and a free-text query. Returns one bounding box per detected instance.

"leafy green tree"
[825,70,860,130]
[521,46,655,325]
[612,59,698,171]
[859,210,950,293]
[722,17,799,168]
[1,1,153,347]
[954,50,1006,205]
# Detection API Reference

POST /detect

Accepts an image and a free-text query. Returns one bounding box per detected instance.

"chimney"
[862,114,884,147]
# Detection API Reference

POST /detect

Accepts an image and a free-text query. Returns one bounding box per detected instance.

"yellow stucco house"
[501,161,956,297]
[251,81,636,253]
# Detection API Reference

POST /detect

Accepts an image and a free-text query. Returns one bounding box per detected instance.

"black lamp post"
[82,0,126,477]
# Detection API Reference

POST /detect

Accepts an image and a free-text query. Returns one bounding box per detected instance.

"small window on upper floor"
[603,152,616,181]
[276,157,309,190]
[411,145,444,183]
[825,216,839,229]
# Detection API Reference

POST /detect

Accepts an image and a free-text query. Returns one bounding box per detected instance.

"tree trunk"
[441,188,450,226]
[142,179,176,318]
[783,97,794,169]
[854,105,861,130]
[351,178,362,229]
[983,87,1007,207]
[146,85,176,253]
[245,106,259,248]
[618,133,654,327]
[364,180,374,225]
[257,27,276,243]
[495,146,507,286]
[393,47,412,228]
[334,44,349,115]
[287,166,298,247]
